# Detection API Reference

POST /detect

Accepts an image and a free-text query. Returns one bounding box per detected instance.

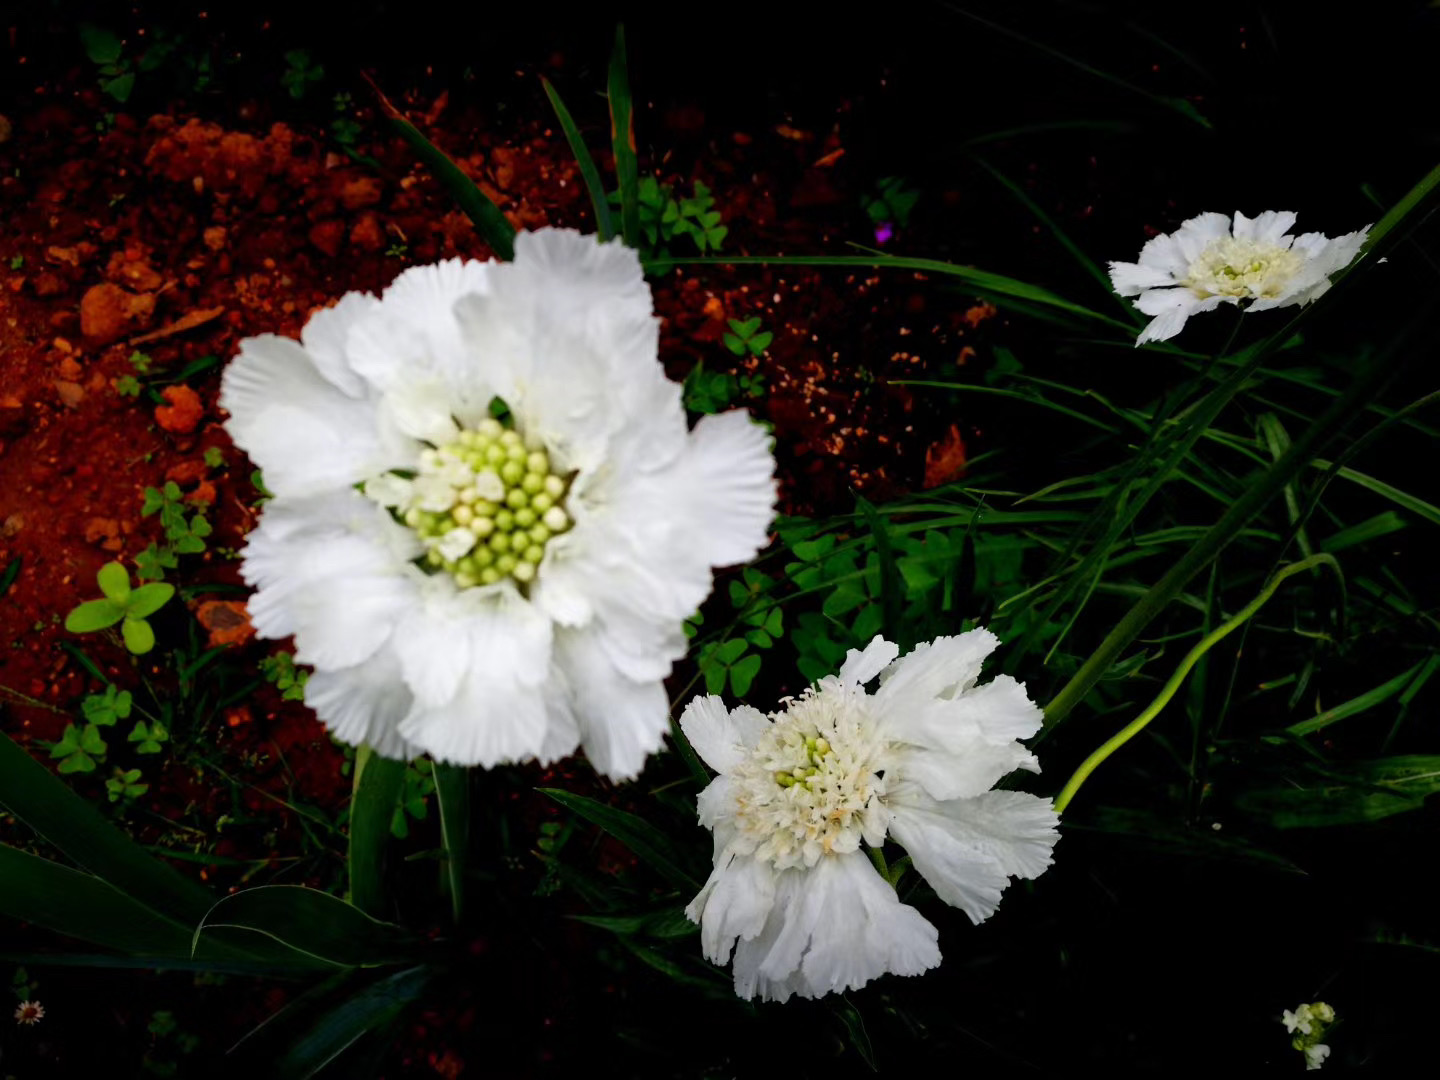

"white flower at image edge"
[680,631,1059,1002]
[220,229,777,780]
[1108,210,1369,345]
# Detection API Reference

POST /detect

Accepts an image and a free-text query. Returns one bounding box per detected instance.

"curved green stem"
[1052,554,1339,816]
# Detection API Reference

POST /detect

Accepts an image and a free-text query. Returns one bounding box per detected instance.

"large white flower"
[680,631,1059,1002]
[1108,210,1369,345]
[220,229,776,779]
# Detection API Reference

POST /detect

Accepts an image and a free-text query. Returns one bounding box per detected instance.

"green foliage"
[863,176,920,228]
[260,651,309,701]
[80,23,136,102]
[49,722,109,773]
[115,374,143,397]
[136,481,212,583]
[203,446,224,468]
[83,684,133,726]
[8,254,23,270]
[128,720,168,754]
[608,177,728,263]
[389,759,435,840]
[280,49,324,99]
[331,92,364,147]
[681,359,765,415]
[106,766,149,804]
[64,562,175,655]
[722,316,773,357]
[143,1009,200,1076]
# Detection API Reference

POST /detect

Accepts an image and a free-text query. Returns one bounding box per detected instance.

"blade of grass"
[432,761,470,924]
[363,75,515,261]
[347,747,406,918]
[541,76,615,241]
[607,25,640,249]
[1287,662,1423,737]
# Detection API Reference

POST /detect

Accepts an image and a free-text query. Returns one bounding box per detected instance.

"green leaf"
[607,24,641,250]
[101,72,135,103]
[97,561,131,603]
[723,332,746,356]
[0,729,216,924]
[823,583,869,618]
[79,23,123,64]
[1238,756,1440,829]
[716,638,749,664]
[369,80,515,261]
[126,581,174,619]
[0,843,199,956]
[729,653,763,697]
[432,761,470,925]
[571,906,699,939]
[0,556,20,598]
[65,597,125,633]
[540,77,616,241]
[194,886,419,968]
[539,788,699,890]
[1287,662,1422,736]
[121,615,156,654]
[271,966,432,1079]
[348,748,406,917]
[748,330,772,353]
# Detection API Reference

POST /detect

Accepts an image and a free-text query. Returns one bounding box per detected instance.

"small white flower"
[14,1000,44,1025]
[1283,1004,1314,1035]
[221,230,776,778]
[1305,1043,1331,1071]
[680,631,1059,1002]
[1108,211,1369,345]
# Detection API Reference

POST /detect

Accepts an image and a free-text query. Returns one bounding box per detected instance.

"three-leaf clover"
[128,720,168,754]
[50,723,108,773]
[82,685,132,726]
[64,562,174,654]
[105,767,149,803]
[723,316,773,358]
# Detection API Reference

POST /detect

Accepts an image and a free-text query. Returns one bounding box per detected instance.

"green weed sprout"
[64,562,174,654]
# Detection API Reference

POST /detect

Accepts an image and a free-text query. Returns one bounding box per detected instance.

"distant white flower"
[221,230,776,779]
[1283,1001,1336,1070]
[1305,1044,1331,1071]
[680,631,1059,1002]
[1108,211,1369,345]
[14,1000,44,1025]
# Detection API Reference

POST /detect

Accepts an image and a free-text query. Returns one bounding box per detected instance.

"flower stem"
[1052,553,1338,816]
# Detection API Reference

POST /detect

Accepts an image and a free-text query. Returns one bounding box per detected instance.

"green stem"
[1052,554,1338,815]
[1042,345,1398,727]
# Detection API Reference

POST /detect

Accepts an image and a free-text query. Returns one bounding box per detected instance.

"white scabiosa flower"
[680,631,1059,1002]
[221,229,776,779]
[1108,211,1369,345]
[1283,1001,1336,1070]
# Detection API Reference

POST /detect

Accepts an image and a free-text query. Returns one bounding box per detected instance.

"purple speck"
[874,223,893,245]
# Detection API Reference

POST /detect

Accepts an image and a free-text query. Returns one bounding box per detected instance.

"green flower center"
[1183,236,1304,300]
[366,418,573,590]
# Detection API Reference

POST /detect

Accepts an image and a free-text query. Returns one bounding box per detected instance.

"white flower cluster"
[1283,1001,1336,1070]
[221,230,777,780]
[1109,211,1369,345]
[681,631,1058,1001]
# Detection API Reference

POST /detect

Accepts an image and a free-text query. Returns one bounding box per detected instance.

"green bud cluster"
[402,419,573,590]
[774,735,831,789]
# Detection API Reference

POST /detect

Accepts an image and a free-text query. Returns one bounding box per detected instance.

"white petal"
[839,635,901,687]
[304,645,419,760]
[876,629,999,709]
[435,527,476,562]
[1232,210,1296,244]
[729,853,940,1002]
[1133,288,1205,345]
[679,695,771,774]
[1172,212,1233,262]
[298,290,381,399]
[221,334,390,498]
[364,474,413,508]
[379,378,460,446]
[1108,259,1176,296]
[555,625,671,781]
[885,673,1045,754]
[695,773,736,830]
[888,788,1059,924]
[890,740,1039,802]
[659,410,777,569]
[686,852,779,965]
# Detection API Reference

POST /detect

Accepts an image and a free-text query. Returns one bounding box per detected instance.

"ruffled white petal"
[220,335,391,498]
[876,629,998,709]
[726,852,940,1002]
[298,290,380,399]
[679,695,771,775]
[839,635,900,686]
[1133,288,1208,345]
[1171,212,1233,261]
[686,851,779,965]
[887,788,1059,924]
[304,645,419,760]
[554,625,671,781]
[1107,260,1175,296]
[1232,209,1296,244]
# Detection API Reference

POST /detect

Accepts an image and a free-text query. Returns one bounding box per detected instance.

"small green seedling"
[260,652,308,701]
[281,49,324,99]
[82,685,132,726]
[128,720,168,754]
[723,317,774,357]
[80,23,136,103]
[114,374,142,398]
[203,446,224,468]
[864,176,920,230]
[49,722,108,773]
[64,562,175,654]
[106,767,149,804]
[8,255,23,270]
